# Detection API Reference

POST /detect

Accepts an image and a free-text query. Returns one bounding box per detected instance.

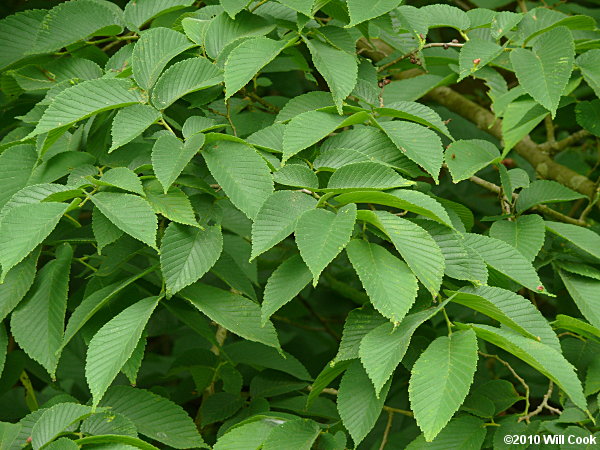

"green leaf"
[0,249,39,322]
[577,49,600,98]
[160,223,223,295]
[32,0,124,54]
[346,240,418,324]
[379,120,444,179]
[214,418,279,450]
[0,323,7,378]
[406,415,486,450]
[325,162,413,192]
[98,167,144,195]
[559,271,600,331]
[121,333,146,385]
[80,410,137,437]
[296,204,356,284]
[10,244,72,378]
[152,134,204,194]
[510,27,574,116]
[575,100,600,137]
[277,0,314,16]
[501,100,548,154]
[359,301,448,397]
[0,10,46,70]
[204,11,275,60]
[409,329,478,442]
[87,296,160,406]
[203,141,273,219]
[545,221,600,260]
[464,233,547,293]
[143,180,198,227]
[491,11,522,40]
[489,215,545,261]
[110,104,161,152]
[466,324,587,411]
[552,314,600,343]
[92,207,123,254]
[282,111,369,162]
[91,192,158,249]
[0,143,37,209]
[273,164,319,189]
[347,0,401,26]
[375,101,452,139]
[30,79,143,138]
[556,261,600,281]
[225,37,288,99]
[31,403,93,449]
[335,190,453,227]
[516,180,585,213]
[99,386,206,449]
[221,0,250,19]
[132,27,193,91]
[306,38,358,114]
[458,39,503,81]
[449,285,560,351]
[337,360,390,446]
[445,139,500,182]
[151,57,224,109]
[180,283,280,349]
[61,266,158,351]
[74,435,160,450]
[335,307,387,363]
[276,91,334,123]
[261,254,312,325]
[358,210,445,297]
[423,4,470,30]
[251,190,317,260]
[0,202,69,281]
[262,419,320,450]
[125,0,195,30]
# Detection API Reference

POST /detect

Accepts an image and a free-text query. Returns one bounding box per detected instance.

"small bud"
[443,43,449,49]
[26,437,32,444]
[419,33,425,40]
[383,78,391,85]
[473,58,481,65]
[410,57,417,64]
[452,39,459,43]
[536,285,544,292]
[451,153,456,159]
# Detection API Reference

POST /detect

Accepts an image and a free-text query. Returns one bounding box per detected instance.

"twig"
[250,0,269,12]
[382,405,413,417]
[377,42,464,72]
[379,409,395,450]
[544,115,556,145]
[539,129,590,155]
[517,0,528,13]
[469,175,589,226]
[300,298,341,340]
[225,100,238,137]
[479,351,530,417]
[518,381,562,423]
[243,89,280,113]
[159,119,174,134]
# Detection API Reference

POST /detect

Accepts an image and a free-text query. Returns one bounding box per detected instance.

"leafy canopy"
[1,0,600,448]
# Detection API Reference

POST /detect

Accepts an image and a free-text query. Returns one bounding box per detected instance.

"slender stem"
[378,42,464,72]
[382,406,413,417]
[225,100,238,137]
[159,118,175,134]
[544,115,555,145]
[379,410,395,450]
[250,0,269,12]
[479,351,530,417]
[300,298,340,340]
[442,308,453,335]
[517,0,528,13]
[243,89,280,113]
[518,381,561,423]
[540,129,590,155]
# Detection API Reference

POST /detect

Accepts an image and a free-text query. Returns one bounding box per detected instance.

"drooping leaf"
[458,39,503,81]
[575,100,600,137]
[305,38,358,114]
[98,167,144,195]
[10,244,72,378]
[337,360,390,446]
[516,180,585,213]
[110,104,161,152]
[445,139,500,182]
[466,324,587,411]
[559,271,600,331]
[261,254,312,325]
[423,4,470,30]
[379,120,444,179]
[99,386,206,449]
[225,37,289,99]
[30,79,143,137]
[276,91,334,123]
[375,101,452,139]
[132,27,194,91]
[0,249,39,322]
[32,0,124,54]
[346,240,418,324]
[203,141,273,219]
[151,57,224,109]
[335,307,388,363]
[358,210,445,297]
[160,223,223,295]
[87,296,160,406]
[152,134,204,194]
[545,221,600,260]
[409,329,478,442]
[489,215,545,261]
[0,10,47,70]
[144,180,198,227]
[295,204,356,284]
[92,207,123,254]
[262,419,320,450]
[0,202,69,281]
[180,283,280,349]
[359,301,448,397]
[91,192,158,249]
[449,285,560,351]
[0,143,37,210]
[577,49,600,98]
[124,0,195,30]
[213,417,279,450]
[510,26,574,116]
[464,233,547,293]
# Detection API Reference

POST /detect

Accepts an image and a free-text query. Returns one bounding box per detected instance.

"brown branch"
[242,88,281,113]
[379,409,395,450]
[468,175,589,226]
[307,387,413,417]
[378,42,464,72]
[518,381,562,423]
[539,129,591,155]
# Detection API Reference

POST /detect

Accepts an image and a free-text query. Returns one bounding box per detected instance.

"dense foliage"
[1,0,600,448]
